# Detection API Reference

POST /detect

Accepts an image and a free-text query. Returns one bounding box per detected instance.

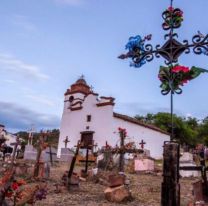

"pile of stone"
[104,174,131,203]
[61,171,80,187]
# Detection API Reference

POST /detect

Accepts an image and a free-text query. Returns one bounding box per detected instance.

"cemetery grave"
[1,127,207,206]
[1,1,208,205]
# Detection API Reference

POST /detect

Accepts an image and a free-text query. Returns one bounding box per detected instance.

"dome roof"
[75,78,87,85]
[65,76,92,95]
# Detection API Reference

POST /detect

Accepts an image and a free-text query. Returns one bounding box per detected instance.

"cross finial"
[80,74,85,79]
[90,85,94,91]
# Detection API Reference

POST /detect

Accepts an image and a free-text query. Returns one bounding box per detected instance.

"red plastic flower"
[180,79,189,85]
[11,182,19,190]
[118,127,127,137]
[5,191,13,198]
[172,65,189,73]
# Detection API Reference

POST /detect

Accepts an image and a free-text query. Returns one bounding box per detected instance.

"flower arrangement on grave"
[124,142,136,150]
[162,6,183,30]
[158,64,208,94]
[105,141,112,149]
[4,178,26,204]
[118,127,127,137]
[0,170,47,205]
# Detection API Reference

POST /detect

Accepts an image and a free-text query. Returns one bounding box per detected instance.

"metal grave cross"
[63,136,70,148]
[119,0,208,141]
[139,139,146,149]
[119,0,208,205]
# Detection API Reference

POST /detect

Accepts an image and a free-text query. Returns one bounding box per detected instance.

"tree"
[198,117,208,146]
[134,112,200,146]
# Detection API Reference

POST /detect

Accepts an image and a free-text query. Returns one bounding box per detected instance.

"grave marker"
[63,136,70,148]
[139,139,146,149]
[101,128,143,172]
[10,136,21,168]
[33,132,48,178]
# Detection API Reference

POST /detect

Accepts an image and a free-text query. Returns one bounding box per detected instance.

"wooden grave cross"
[33,133,48,178]
[42,131,56,166]
[79,140,97,174]
[118,129,143,172]
[45,145,56,166]
[102,129,143,172]
[67,140,81,187]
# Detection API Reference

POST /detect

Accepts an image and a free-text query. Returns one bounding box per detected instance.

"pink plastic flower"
[168,6,174,12]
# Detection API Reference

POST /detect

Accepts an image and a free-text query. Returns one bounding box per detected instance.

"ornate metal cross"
[118,0,208,140]
[119,1,208,204]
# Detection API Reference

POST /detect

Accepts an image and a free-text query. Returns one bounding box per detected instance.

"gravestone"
[143,149,150,157]
[24,145,37,160]
[180,152,199,177]
[134,158,154,172]
[24,145,57,162]
[60,148,74,163]
[44,147,57,162]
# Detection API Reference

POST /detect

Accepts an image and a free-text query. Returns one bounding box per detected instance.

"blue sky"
[0,0,208,132]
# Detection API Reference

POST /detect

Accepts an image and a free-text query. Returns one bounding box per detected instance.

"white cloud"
[0,53,49,80]
[4,79,16,84]
[54,0,84,6]
[26,94,55,107]
[0,101,60,131]
[12,15,37,32]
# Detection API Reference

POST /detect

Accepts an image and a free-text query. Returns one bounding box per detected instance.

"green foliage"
[16,129,60,148]
[135,112,207,146]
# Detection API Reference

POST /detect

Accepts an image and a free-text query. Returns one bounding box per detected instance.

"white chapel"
[57,77,170,159]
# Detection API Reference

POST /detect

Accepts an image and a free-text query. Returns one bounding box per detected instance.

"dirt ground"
[31,162,200,206]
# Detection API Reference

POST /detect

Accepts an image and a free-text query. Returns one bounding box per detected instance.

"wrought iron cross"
[118,0,208,140]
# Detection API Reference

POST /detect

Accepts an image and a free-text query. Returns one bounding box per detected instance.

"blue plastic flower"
[125,35,144,52]
[130,59,146,68]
